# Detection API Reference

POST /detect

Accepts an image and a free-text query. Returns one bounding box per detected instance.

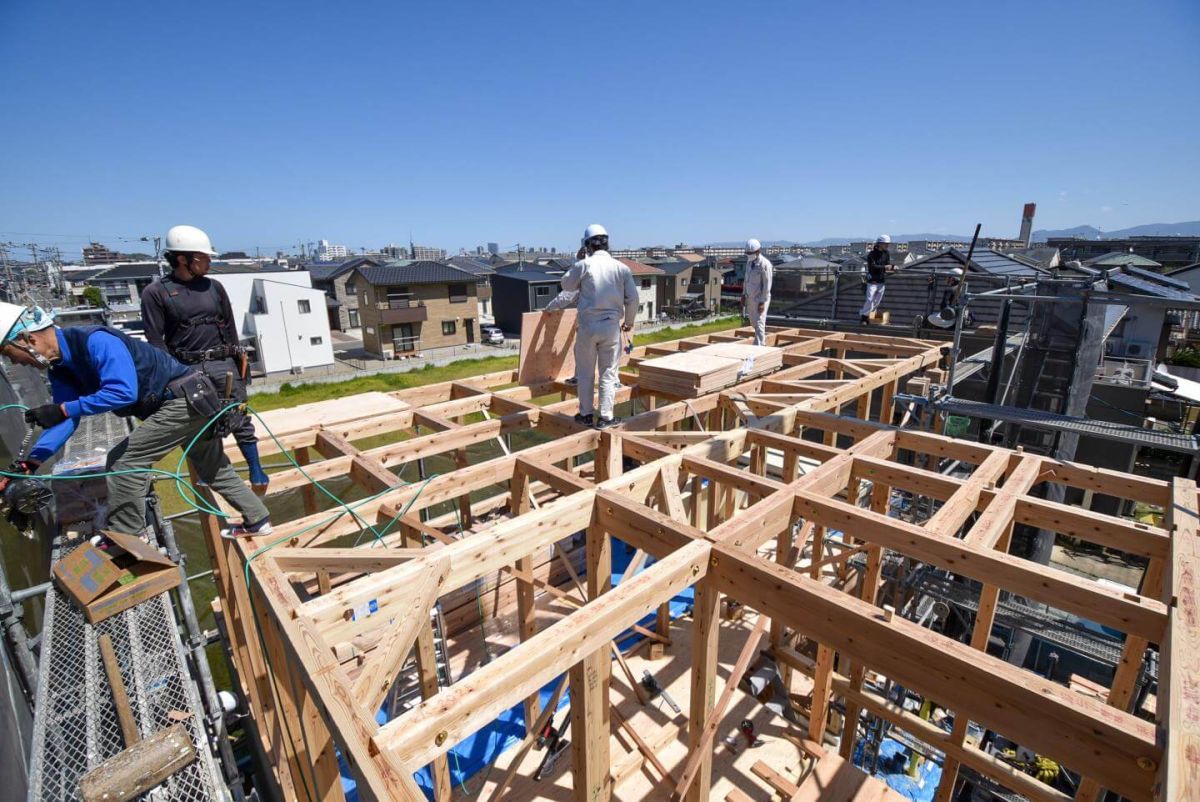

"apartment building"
[353,261,480,357]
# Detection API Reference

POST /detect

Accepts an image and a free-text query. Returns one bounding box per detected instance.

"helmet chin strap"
[13,340,53,368]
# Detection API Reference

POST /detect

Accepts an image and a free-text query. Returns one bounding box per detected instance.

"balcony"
[1095,357,1153,388]
[376,299,428,324]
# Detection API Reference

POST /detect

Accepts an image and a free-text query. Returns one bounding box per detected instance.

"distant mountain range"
[705,221,1200,249]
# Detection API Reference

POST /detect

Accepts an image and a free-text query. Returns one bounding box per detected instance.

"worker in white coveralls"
[559,224,639,429]
[742,239,773,346]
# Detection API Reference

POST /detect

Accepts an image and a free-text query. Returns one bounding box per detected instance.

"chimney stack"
[1019,202,1036,247]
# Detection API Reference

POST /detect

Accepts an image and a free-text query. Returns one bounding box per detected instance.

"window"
[298,299,312,314]
[310,336,323,346]
[346,280,356,293]
[535,286,551,296]
[348,309,360,328]
[442,320,457,336]
[393,323,416,353]
[679,278,686,286]
[449,283,468,303]
[641,278,651,289]
[252,296,267,314]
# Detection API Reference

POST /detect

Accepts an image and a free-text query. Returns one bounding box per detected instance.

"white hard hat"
[164,224,218,256]
[0,303,55,344]
[745,239,761,254]
[947,267,965,277]
[583,224,608,241]
[876,235,891,244]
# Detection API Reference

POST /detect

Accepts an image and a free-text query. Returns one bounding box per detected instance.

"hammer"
[79,634,196,802]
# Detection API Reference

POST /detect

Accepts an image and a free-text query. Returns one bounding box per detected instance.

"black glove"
[25,403,66,429]
[8,459,40,475]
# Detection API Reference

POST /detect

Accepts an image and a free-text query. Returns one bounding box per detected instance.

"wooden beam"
[376,540,712,767]
[792,490,1167,642]
[351,554,449,713]
[711,545,1159,801]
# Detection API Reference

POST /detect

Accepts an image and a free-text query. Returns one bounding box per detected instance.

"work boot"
[564,377,578,386]
[238,441,270,495]
[573,413,593,427]
[596,416,621,429]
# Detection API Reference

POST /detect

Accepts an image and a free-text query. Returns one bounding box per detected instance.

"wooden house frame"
[193,325,1196,802]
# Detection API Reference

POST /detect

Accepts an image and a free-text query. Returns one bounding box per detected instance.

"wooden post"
[297,446,319,516]
[685,577,721,802]
[401,526,452,802]
[570,520,614,802]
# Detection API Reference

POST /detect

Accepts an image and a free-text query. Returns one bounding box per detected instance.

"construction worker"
[0,303,272,538]
[861,235,893,324]
[141,225,269,490]
[742,239,773,345]
[560,224,638,429]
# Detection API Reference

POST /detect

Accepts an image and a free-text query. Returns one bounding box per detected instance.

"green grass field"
[153,315,743,516]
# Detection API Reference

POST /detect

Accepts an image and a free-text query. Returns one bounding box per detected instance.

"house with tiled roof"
[617,258,666,323]
[351,261,481,357]
[305,257,383,331]
[654,260,726,316]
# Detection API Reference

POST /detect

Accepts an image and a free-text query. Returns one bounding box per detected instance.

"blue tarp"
[340,538,694,800]
[852,736,941,802]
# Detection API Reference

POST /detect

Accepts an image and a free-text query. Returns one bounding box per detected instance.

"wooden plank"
[518,309,578,385]
[1159,478,1200,802]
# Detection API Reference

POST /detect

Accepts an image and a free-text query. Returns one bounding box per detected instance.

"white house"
[208,266,335,375]
[616,258,665,323]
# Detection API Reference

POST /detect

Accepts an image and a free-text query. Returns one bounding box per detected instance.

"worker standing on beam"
[861,234,893,324]
[0,303,272,538]
[560,224,639,429]
[141,225,269,492]
[742,239,773,345]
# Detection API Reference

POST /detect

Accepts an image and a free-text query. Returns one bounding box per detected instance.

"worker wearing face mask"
[141,225,269,491]
[0,303,272,538]
[559,224,639,428]
[742,239,773,345]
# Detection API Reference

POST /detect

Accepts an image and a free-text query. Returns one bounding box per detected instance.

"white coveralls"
[559,250,639,420]
[743,253,774,346]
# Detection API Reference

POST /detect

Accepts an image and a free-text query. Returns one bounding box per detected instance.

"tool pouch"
[167,371,236,437]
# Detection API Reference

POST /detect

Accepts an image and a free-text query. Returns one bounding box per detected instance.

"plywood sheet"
[518,309,578,386]
[250,392,410,439]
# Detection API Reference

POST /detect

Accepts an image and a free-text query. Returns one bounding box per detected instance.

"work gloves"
[25,403,67,429]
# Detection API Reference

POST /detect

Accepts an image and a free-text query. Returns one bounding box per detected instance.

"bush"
[1168,347,1200,368]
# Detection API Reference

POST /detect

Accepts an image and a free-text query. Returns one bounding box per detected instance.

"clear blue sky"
[2,0,1198,257]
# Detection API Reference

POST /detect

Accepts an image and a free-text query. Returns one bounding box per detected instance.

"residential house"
[62,267,111,305]
[1047,236,1200,271]
[205,264,335,375]
[306,256,382,331]
[446,256,496,322]
[616,258,665,323]
[353,261,480,358]
[654,260,725,315]
[86,262,163,306]
[1084,252,1164,271]
[490,265,569,333]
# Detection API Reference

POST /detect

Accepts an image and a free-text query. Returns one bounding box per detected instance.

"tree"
[82,286,104,308]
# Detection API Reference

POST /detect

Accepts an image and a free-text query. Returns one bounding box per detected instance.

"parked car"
[480,325,505,345]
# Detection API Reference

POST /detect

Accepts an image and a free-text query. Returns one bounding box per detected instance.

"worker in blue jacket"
[0,303,271,538]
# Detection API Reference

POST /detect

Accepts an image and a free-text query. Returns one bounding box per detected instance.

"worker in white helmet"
[741,239,773,345]
[861,235,893,324]
[142,225,269,491]
[559,224,639,428]
[0,302,271,538]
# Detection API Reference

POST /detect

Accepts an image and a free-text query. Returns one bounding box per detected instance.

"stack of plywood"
[638,343,782,397]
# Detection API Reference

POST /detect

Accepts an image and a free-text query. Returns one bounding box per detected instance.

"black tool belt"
[177,344,241,364]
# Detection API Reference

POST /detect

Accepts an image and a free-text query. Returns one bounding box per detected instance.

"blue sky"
[2,0,1198,256]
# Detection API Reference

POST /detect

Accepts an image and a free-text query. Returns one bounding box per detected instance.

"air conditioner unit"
[1125,341,1150,357]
